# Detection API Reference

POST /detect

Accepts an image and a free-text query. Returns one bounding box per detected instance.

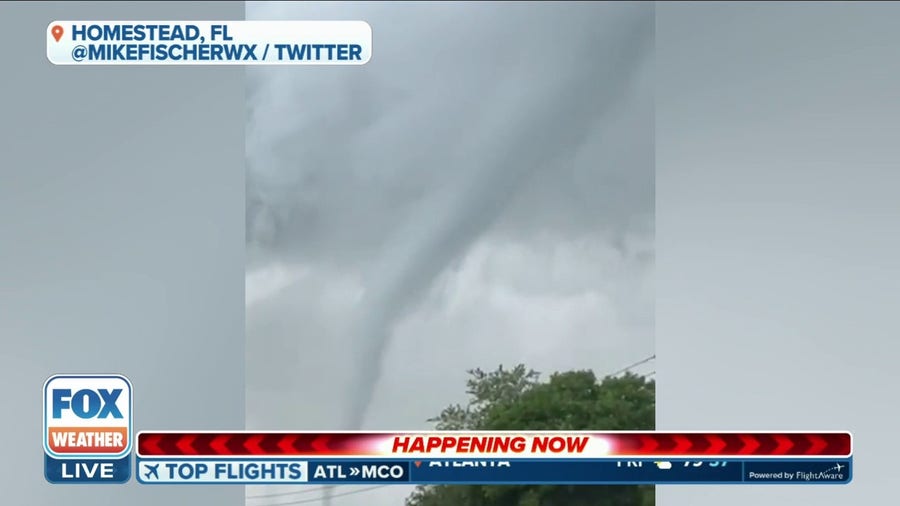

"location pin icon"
[51,25,63,42]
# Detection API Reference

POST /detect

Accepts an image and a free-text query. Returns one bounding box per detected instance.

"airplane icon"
[823,462,845,474]
[143,463,160,480]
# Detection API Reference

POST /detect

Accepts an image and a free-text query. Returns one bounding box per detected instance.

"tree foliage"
[405,365,655,506]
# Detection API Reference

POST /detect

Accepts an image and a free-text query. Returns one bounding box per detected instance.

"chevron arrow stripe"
[738,434,761,455]
[175,435,197,455]
[772,434,794,455]
[210,434,232,455]
[706,434,727,454]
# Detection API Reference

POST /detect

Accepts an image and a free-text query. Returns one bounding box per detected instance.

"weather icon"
[655,461,672,470]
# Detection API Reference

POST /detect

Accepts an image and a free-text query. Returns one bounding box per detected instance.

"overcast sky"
[244,2,654,505]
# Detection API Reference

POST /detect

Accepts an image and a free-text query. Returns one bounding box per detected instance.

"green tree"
[405,365,655,506]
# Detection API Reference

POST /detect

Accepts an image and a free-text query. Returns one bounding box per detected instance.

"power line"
[248,354,657,504]
[248,486,331,500]
[260,485,389,506]
[608,354,655,377]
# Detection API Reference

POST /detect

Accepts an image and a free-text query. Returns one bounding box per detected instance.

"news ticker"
[127,458,852,485]
[47,21,372,65]
[136,431,853,458]
[42,374,853,485]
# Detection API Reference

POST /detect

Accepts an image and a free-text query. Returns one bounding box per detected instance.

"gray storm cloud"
[339,14,653,429]
[246,2,653,503]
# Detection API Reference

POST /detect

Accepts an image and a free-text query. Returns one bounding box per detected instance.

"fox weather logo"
[43,374,133,484]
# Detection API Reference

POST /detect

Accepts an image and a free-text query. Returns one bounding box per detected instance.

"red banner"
[136,431,851,458]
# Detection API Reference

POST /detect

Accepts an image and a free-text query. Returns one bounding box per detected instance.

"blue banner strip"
[134,457,851,485]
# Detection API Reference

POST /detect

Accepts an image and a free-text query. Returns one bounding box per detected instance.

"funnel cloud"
[245,2,654,505]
